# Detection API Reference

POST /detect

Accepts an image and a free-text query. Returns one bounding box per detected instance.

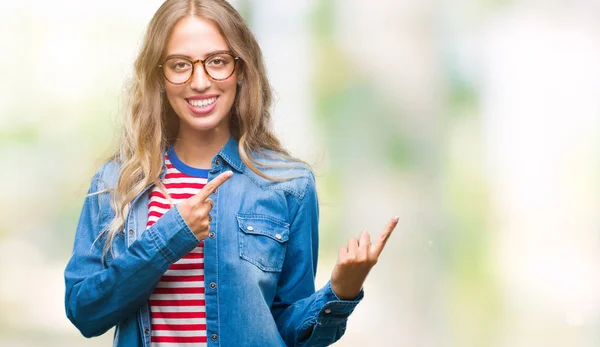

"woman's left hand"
[330,216,399,300]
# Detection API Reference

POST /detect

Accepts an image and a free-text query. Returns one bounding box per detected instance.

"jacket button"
[128,229,134,236]
[211,333,218,341]
[144,327,150,335]
[324,308,332,314]
[209,232,215,238]
[215,158,221,165]
[209,282,216,289]
[275,233,282,240]
[246,226,254,231]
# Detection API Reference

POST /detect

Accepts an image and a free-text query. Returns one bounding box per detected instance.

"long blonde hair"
[102,0,303,255]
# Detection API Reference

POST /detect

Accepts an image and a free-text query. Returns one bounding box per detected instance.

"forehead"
[165,16,229,58]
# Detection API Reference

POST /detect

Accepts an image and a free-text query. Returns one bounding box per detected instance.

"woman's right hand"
[176,170,233,240]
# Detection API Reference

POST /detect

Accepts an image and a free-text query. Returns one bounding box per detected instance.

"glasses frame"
[158,50,240,85]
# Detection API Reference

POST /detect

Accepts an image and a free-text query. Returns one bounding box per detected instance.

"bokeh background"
[2,0,600,346]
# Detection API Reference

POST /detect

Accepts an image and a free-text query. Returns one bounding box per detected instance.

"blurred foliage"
[310,0,416,255]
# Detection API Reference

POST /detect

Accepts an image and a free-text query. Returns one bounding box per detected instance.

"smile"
[187,97,217,108]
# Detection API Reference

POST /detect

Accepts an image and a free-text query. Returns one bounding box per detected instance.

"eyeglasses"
[158,51,239,85]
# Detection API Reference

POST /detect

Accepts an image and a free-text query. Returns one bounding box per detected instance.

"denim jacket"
[64,136,363,347]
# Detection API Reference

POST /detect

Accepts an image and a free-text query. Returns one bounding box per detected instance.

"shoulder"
[242,149,316,202]
[89,159,122,193]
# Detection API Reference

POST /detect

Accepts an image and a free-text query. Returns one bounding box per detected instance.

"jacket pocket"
[236,214,290,272]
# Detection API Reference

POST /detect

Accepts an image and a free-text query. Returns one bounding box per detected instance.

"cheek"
[165,87,185,108]
[219,79,237,93]
[221,81,238,101]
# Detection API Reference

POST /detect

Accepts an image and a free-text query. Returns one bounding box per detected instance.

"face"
[162,16,238,137]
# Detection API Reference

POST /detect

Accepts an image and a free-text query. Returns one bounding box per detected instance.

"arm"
[271,172,363,347]
[64,168,200,338]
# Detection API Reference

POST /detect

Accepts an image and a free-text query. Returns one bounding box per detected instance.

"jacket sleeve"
[271,171,364,346]
[64,166,200,338]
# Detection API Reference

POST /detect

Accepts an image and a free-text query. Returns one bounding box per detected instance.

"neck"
[173,127,231,169]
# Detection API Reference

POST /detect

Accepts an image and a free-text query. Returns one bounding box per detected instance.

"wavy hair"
[100,0,304,256]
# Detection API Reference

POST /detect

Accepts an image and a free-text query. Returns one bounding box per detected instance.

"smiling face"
[162,16,238,138]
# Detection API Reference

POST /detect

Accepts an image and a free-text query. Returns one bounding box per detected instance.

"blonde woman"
[64,0,398,346]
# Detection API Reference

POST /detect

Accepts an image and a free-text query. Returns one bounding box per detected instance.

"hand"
[330,216,399,300]
[176,170,233,240]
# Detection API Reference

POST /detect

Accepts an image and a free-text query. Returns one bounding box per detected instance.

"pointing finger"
[370,216,399,258]
[193,171,233,202]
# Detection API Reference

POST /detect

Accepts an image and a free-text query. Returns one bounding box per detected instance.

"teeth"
[188,97,217,108]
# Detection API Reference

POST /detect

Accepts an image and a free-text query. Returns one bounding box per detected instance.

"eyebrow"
[163,50,234,61]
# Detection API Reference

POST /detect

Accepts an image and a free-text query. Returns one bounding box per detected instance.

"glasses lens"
[205,53,236,80]
[163,57,193,84]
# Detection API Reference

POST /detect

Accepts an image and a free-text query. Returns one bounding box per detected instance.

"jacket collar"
[159,136,245,177]
[216,136,245,173]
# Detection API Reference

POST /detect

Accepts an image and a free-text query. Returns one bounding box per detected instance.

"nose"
[190,63,212,91]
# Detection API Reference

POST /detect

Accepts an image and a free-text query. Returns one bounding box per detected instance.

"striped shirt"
[147,148,209,346]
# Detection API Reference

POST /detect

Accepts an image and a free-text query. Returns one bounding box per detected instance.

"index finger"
[193,170,233,202]
[370,216,399,258]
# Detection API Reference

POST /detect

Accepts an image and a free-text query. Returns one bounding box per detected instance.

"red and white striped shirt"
[147,151,209,346]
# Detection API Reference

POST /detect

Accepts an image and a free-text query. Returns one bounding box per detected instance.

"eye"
[207,55,230,67]
[169,60,192,71]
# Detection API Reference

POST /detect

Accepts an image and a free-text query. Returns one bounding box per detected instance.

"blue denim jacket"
[64,136,363,347]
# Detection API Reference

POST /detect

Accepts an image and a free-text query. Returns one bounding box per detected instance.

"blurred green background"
[1,0,600,346]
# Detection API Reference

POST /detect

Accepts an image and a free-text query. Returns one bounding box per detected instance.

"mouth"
[186,96,218,108]
[185,96,219,115]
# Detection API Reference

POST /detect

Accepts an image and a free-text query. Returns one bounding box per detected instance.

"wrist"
[330,282,362,301]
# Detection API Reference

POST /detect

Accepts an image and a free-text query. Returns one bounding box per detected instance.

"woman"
[64,0,398,346]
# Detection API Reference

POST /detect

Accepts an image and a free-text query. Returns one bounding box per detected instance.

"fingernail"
[393,216,399,222]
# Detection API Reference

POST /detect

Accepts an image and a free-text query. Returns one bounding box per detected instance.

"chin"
[180,113,230,133]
